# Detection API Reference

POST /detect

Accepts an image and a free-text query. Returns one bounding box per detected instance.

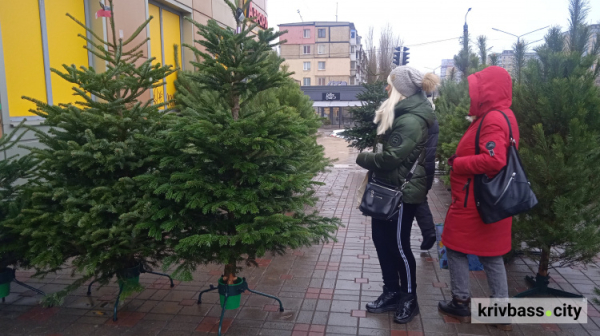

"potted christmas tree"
[135,0,339,331]
[512,0,600,297]
[14,0,176,318]
[0,125,44,302]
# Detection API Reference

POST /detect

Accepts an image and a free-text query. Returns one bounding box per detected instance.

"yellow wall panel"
[0,0,47,117]
[162,9,181,109]
[149,4,165,106]
[45,0,88,106]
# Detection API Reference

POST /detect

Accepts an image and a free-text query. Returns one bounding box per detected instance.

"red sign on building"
[246,2,268,29]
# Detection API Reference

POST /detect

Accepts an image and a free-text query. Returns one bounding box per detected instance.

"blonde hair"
[374,72,440,135]
[374,76,405,135]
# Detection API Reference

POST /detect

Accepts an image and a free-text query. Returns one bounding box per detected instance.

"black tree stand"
[198,277,284,336]
[86,265,175,321]
[514,273,583,298]
[0,268,45,303]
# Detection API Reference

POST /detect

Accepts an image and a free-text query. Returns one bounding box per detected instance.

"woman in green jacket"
[357,66,438,324]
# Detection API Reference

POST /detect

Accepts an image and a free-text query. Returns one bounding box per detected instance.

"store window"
[0,0,88,117]
[149,3,182,108]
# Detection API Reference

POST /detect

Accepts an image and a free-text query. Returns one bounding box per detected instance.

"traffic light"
[392,47,401,66]
[402,47,410,65]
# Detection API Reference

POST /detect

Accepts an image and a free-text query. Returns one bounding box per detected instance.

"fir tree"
[434,79,470,184]
[512,0,600,280]
[340,81,387,152]
[13,0,175,304]
[0,125,37,271]
[136,0,339,284]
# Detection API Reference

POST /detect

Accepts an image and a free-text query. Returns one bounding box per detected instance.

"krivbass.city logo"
[471,298,587,324]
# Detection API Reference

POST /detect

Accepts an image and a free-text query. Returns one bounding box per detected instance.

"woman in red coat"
[438,66,518,331]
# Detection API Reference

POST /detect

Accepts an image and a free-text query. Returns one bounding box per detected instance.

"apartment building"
[278,21,364,86]
[440,59,460,82]
[0,0,267,150]
[498,49,537,78]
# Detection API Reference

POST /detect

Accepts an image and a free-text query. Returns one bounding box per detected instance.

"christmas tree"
[14,0,176,304]
[512,0,600,294]
[434,79,470,184]
[340,81,387,152]
[0,125,37,271]
[135,0,339,284]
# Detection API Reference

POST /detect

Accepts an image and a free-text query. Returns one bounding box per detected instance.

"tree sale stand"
[86,265,175,321]
[514,273,583,298]
[0,268,45,303]
[198,277,284,336]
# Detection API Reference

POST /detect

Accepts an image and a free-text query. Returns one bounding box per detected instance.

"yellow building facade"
[0,0,267,141]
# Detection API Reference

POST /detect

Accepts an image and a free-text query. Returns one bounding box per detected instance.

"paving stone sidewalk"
[2,137,600,335]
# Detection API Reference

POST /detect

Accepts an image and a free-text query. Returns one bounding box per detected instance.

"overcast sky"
[268,0,600,74]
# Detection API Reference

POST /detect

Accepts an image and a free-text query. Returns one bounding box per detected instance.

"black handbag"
[359,151,423,220]
[473,110,538,224]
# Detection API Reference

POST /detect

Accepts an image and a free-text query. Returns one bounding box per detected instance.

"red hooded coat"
[441,66,520,256]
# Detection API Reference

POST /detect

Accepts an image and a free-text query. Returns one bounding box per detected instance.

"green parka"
[356,92,436,204]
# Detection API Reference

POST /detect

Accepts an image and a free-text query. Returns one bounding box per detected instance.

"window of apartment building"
[318,44,325,54]
[351,30,356,39]
[303,62,311,71]
[318,77,326,85]
[351,61,356,69]
[303,78,311,86]
[318,61,326,70]
[318,28,326,38]
[350,46,356,53]
[303,45,311,54]
[350,77,355,85]
[303,29,310,38]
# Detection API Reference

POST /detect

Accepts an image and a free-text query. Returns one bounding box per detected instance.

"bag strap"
[401,149,425,191]
[474,110,515,155]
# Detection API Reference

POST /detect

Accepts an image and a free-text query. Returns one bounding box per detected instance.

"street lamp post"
[492,26,548,82]
[425,66,442,75]
[463,8,472,53]
[491,26,549,44]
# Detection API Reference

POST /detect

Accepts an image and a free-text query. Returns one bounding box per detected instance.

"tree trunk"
[538,246,550,277]
[232,95,240,121]
[223,263,237,285]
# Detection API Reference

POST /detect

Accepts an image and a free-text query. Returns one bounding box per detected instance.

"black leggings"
[371,202,419,293]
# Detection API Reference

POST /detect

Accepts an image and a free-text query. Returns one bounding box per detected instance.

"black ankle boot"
[438,297,471,323]
[394,292,419,324]
[366,286,400,313]
[420,233,436,250]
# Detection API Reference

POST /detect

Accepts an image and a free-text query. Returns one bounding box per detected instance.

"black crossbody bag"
[359,151,423,220]
[473,110,538,224]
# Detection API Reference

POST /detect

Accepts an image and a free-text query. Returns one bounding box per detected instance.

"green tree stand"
[0,268,45,303]
[514,273,583,298]
[86,264,175,321]
[197,277,284,336]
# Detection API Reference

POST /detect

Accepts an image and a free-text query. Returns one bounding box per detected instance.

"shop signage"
[247,3,268,29]
[323,92,341,100]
